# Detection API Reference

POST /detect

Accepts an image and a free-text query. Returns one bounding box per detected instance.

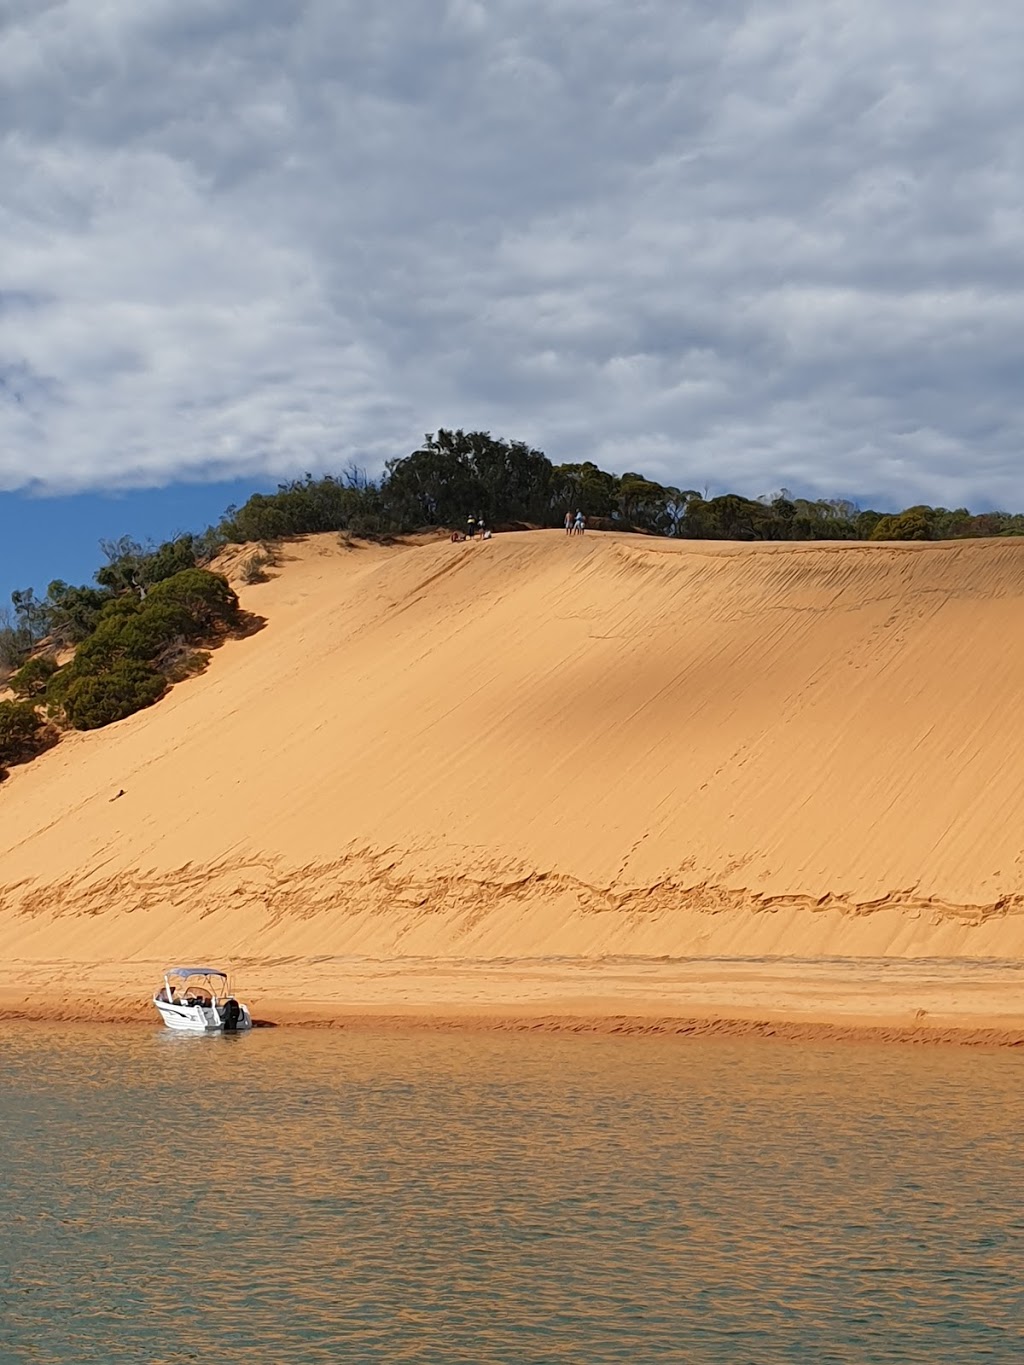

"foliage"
[44,664,74,715]
[94,534,201,599]
[11,588,48,640]
[70,604,193,677]
[870,506,937,541]
[219,468,391,542]
[0,699,46,766]
[384,430,552,529]
[8,655,58,699]
[39,570,240,736]
[0,617,32,673]
[551,462,620,520]
[62,663,167,731]
[40,580,109,644]
[145,569,239,634]
[140,534,202,585]
[206,432,1024,548]
[0,590,48,673]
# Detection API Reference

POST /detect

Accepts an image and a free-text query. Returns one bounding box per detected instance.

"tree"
[11,587,46,639]
[383,430,553,529]
[8,655,58,698]
[870,506,936,541]
[551,462,619,520]
[384,435,485,528]
[855,510,884,539]
[95,537,148,597]
[140,535,200,586]
[42,580,109,644]
[0,615,29,673]
[0,594,45,673]
[614,473,678,532]
[460,431,553,524]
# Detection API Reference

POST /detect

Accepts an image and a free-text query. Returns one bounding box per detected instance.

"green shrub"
[97,596,141,623]
[46,569,238,732]
[146,569,239,633]
[63,663,167,731]
[41,581,109,644]
[0,699,45,765]
[44,665,74,720]
[70,613,140,675]
[118,604,195,656]
[9,655,58,698]
[70,602,194,677]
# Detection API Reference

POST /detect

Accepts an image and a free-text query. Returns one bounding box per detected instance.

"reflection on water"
[1,1025,1022,1363]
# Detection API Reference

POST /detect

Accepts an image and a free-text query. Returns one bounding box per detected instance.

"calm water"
[0,1025,1022,1363]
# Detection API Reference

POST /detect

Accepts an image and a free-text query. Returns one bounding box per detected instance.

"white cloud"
[1,0,1024,506]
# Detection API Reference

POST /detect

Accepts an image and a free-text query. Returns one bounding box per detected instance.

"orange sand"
[2,530,1024,1038]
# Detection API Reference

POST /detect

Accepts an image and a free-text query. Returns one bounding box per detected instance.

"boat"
[153,966,252,1032]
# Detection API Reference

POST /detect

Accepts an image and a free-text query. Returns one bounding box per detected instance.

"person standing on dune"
[574,510,585,535]
[564,510,573,535]
[466,514,476,540]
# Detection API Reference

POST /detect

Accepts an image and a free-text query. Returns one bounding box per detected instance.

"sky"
[0,478,276,610]
[2,0,1024,602]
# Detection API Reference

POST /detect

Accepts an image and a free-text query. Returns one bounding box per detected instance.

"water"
[1,1024,1022,1363]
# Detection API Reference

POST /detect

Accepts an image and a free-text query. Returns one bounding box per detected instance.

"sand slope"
[3,529,1024,1004]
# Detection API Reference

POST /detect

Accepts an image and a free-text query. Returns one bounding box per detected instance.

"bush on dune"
[145,569,240,634]
[0,699,50,768]
[71,604,193,677]
[62,663,167,731]
[8,655,59,698]
[43,570,241,733]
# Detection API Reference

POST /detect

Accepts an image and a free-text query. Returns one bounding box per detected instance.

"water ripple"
[0,1026,1022,1362]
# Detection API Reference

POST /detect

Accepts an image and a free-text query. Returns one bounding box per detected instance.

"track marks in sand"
[5,846,1024,966]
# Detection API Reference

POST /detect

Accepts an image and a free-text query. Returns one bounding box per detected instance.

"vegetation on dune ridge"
[0,560,246,776]
[2,427,1022,777]
[216,430,1024,545]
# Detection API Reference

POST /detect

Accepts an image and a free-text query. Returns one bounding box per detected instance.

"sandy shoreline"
[3,955,1024,1046]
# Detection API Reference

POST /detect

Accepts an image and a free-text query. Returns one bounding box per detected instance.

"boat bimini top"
[164,966,229,981]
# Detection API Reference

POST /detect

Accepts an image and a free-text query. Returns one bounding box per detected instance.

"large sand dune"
[3,530,1024,1031]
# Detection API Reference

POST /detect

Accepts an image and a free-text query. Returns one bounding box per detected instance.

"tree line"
[3,428,1023,772]
[216,430,1024,544]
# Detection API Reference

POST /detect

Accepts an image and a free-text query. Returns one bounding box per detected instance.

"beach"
[2,530,1024,1041]
[2,955,1024,1044]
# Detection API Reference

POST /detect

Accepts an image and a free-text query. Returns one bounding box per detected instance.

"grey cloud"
[1,0,1023,505]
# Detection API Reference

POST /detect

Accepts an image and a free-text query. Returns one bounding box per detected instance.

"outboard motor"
[222,997,242,1032]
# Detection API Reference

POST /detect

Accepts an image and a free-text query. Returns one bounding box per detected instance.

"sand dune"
[2,529,1024,1029]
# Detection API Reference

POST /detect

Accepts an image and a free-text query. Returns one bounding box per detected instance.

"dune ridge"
[2,530,1024,1029]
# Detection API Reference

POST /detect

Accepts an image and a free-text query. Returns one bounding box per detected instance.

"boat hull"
[154,999,252,1032]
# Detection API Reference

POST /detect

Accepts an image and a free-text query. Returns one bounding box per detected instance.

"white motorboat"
[154,966,252,1032]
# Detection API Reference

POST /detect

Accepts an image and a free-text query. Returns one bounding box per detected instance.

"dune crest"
[3,530,1024,996]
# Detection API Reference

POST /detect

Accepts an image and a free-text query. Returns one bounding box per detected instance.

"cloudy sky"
[2,0,1023,575]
